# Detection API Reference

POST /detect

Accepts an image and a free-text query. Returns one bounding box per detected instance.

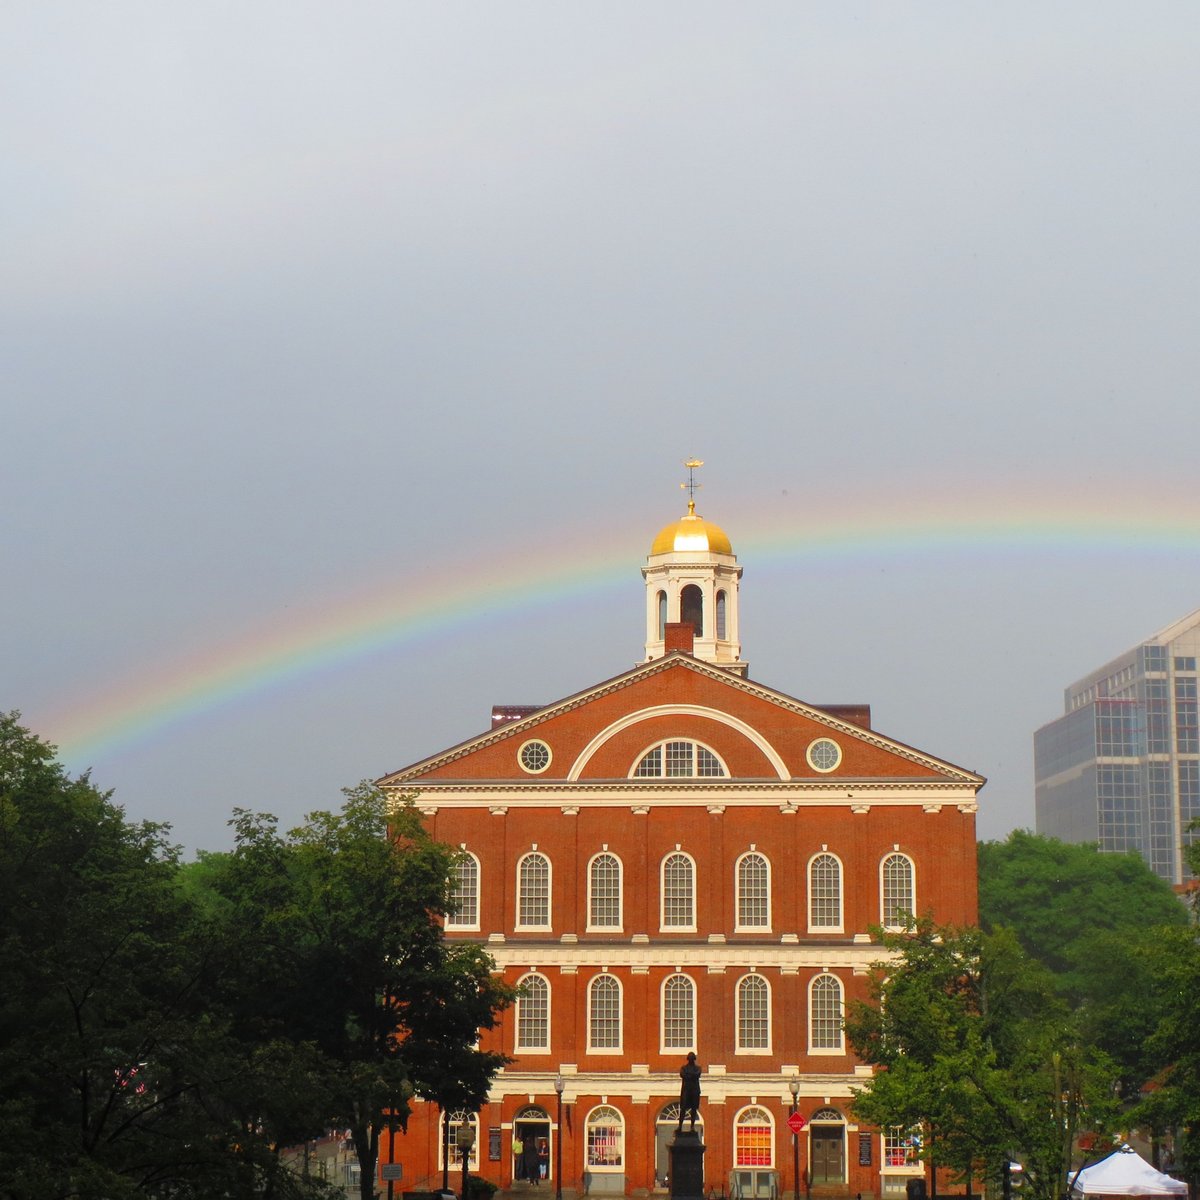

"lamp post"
[555,1074,565,1200]
[457,1118,475,1200]
[789,1076,801,1200]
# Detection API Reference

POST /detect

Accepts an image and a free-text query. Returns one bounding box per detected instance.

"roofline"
[375,652,985,787]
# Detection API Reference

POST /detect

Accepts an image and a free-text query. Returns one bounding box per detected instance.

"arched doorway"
[808,1108,846,1185]
[513,1106,551,1185]
[655,1103,704,1190]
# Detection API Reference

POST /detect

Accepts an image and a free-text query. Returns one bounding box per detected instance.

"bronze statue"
[676,1052,702,1131]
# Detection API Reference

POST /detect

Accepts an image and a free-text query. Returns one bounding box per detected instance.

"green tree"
[1131,826,1200,1187]
[845,919,1120,1200]
[978,831,1188,1092]
[199,784,514,1200]
[0,712,303,1199]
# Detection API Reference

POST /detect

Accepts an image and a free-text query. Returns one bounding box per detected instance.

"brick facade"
[377,653,981,1199]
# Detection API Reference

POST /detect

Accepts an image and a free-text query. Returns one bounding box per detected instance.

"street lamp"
[555,1074,565,1200]
[457,1117,475,1200]
[789,1076,801,1200]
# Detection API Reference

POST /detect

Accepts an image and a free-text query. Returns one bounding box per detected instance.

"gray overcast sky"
[4,4,1200,854]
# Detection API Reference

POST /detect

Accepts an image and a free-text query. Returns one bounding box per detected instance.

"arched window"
[657,590,667,639]
[881,852,915,930]
[680,584,704,636]
[736,851,770,929]
[517,851,551,929]
[443,1110,480,1170]
[734,1106,774,1167]
[588,974,622,1052]
[715,590,727,639]
[736,973,770,1051]
[585,1105,624,1170]
[661,852,696,929]
[446,851,480,929]
[810,972,844,1053]
[588,852,622,930]
[634,741,727,778]
[808,852,843,931]
[662,973,695,1051]
[515,973,550,1052]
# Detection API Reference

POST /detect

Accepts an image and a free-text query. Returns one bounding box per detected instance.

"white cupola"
[643,463,745,676]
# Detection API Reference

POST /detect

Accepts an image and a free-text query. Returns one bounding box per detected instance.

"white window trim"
[808,971,845,1055]
[879,852,916,932]
[628,738,730,779]
[660,972,697,1054]
[586,851,624,933]
[515,972,551,1054]
[586,972,623,1055]
[584,1104,625,1173]
[733,1105,776,1169]
[438,1112,481,1171]
[807,851,844,934]
[446,850,481,932]
[734,850,772,932]
[516,850,553,932]
[734,972,773,1055]
[660,850,697,932]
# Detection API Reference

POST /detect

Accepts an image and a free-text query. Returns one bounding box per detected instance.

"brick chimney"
[663,622,695,655]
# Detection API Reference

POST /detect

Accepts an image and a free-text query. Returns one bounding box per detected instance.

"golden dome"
[651,502,734,555]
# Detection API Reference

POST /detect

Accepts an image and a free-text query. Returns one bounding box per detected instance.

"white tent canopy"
[1071,1148,1187,1198]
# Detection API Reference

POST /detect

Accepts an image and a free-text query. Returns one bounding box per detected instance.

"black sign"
[858,1133,872,1166]
[489,1127,502,1162]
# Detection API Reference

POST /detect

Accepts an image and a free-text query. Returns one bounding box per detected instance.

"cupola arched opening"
[680,585,703,637]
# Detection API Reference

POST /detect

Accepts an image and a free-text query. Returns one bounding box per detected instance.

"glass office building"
[1035,608,1200,884]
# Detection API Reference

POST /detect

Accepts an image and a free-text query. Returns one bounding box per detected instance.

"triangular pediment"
[376,653,983,789]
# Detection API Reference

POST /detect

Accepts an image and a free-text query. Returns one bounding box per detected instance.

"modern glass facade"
[1035,609,1200,884]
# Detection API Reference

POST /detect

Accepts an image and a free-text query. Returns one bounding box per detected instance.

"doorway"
[809,1123,845,1185]
[655,1103,704,1190]
[514,1108,551,1185]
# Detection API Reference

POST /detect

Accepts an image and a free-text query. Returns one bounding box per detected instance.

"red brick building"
[377,496,982,1199]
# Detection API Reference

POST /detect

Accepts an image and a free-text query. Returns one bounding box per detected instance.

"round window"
[518,739,552,774]
[807,737,842,773]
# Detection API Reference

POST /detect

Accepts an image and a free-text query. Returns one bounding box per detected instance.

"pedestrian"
[523,1133,540,1185]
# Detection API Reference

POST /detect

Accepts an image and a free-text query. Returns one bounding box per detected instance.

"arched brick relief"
[566,705,788,780]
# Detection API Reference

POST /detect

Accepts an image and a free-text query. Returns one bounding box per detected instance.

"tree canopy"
[1129,830,1200,1182]
[845,919,1121,1200]
[978,831,1190,1095]
[0,713,511,1200]
[192,785,515,1200]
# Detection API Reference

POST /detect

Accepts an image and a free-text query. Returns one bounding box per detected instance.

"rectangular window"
[518,854,551,928]
[589,978,621,1051]
[737,978,770,1050]
[662,854,695,929]
[737,854,770,929]
[446,856,479,929]
[589,854,621,929]
[665,741,692,777]
[884,1129,915,1167]
[735,1122,773,1167]
[516,977,549,1052]
[662,977,695,1050]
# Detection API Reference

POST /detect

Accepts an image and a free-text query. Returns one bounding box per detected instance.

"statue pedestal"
[668,1130,706,1200]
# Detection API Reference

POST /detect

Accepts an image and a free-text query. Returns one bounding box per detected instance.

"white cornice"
[403,780,979,810]
[480,1068,869,1106]
[482,942,894,971]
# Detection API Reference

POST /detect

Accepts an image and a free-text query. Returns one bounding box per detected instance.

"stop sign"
[787,1112,807,1135]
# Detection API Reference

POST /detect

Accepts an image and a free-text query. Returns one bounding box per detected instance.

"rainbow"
[39,492,1200,765]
